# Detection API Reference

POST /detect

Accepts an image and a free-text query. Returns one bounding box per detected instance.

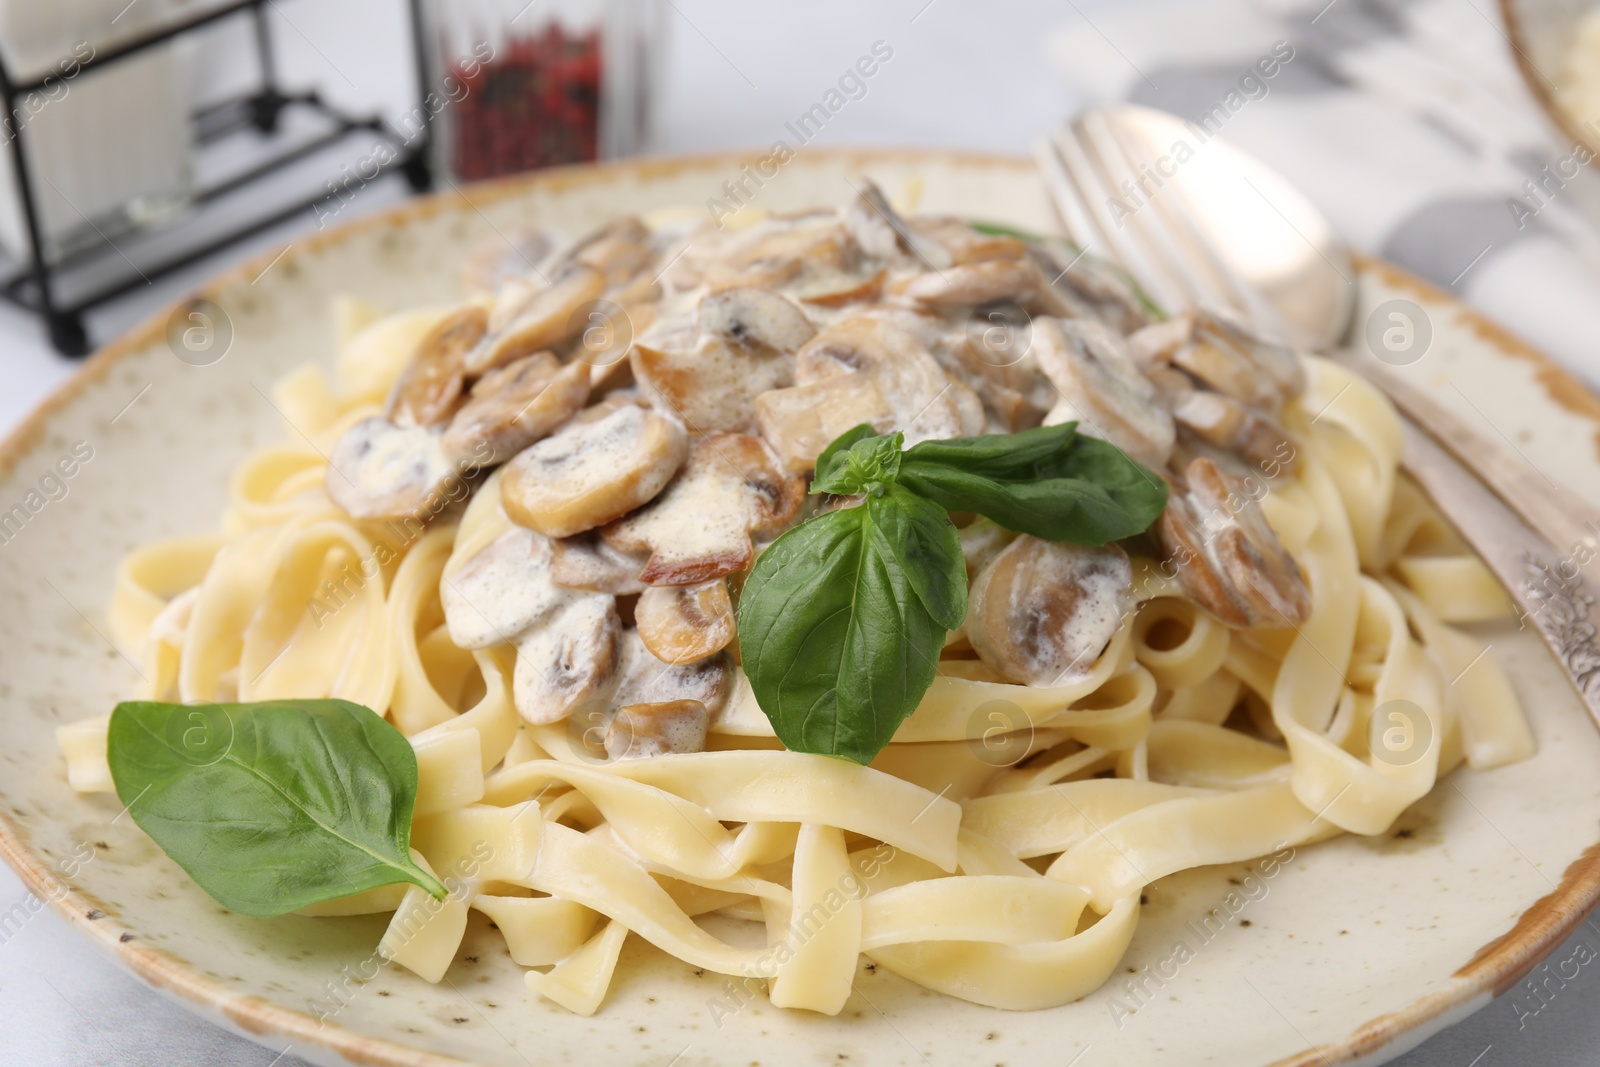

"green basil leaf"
[738,497,948,763]
[902,422,1082,481]
[108,699,446,918]
[876,484,967,630]
[811,427,902,495]
[812,423,878,491]
[899,429,1168,545]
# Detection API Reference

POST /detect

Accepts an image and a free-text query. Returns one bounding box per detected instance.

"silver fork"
[1036,105,1600,721]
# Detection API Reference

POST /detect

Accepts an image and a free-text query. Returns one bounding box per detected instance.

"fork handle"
[1399,417,1600,728]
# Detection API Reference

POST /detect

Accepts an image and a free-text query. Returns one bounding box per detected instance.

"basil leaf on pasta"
[107,699,446,918]
[811,425,901,496]
[739,495,949,763]
[811,422,880,493]
[899,426,1168,545]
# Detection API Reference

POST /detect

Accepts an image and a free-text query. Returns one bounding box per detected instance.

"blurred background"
[4,0,1600,1063]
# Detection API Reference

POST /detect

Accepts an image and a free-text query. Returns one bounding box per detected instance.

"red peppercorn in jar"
[426,0,660,181]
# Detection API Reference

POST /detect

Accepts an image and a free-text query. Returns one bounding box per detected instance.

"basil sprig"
[108,699,446,917]
[739,422,1166,764]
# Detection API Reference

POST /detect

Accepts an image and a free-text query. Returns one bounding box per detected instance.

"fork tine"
[1036,126,1190,315]
[1088,112,1290,336]
[1072,112,1212,316]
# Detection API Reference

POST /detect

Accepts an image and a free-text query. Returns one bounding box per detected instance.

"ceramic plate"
[2,150,1599,1067]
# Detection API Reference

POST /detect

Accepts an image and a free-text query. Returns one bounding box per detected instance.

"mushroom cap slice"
[468,264,606,376]
[1158,456,1312,629]
[908,216,1029,265]
[440,352,592,465]
[901,258,1046,309]
[570,215,655,285]
[385,305,487,428]
[550,533,648,595]
[602,434,804,585]
[613,629,730,715]
[326,417,457,521]
[1032,241,1154,334]
[635,580,735,664]
[1170,389,1299,474]
[501,404,688,539]
[703,212,860,290]
[794,313,967,445]
[754,373,895,475]
[442,526,569,650]
[1143,307,1306,413]
[513,594,623,725]
[966,536,1135,686]
[605,699,710,760]
[698,286,817,353]
[1036,317,1176,469]
[630,287,814,434]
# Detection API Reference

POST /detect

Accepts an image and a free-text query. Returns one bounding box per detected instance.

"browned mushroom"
[512,595,622,724]
[1157,456,1311,628]
[1170,389,1299,474]
[325,417,456,521]
[440,352,591,465]
[549,533,648,595]
[630,287,814,434]
[793,313,970,444]
[1133,308,1305,413]
[966,536,1135,686]
[602,434,804,585]
[1031,240,1155,334]
[459,229,555,296]
[753,374,895,475]
[901,258,1047,309]
[569,216,655,285]
[385,305,487,428]
[908,216,1029,265]
[612,629,730,715]
[635,580,735,663]
[501,404,688,538]
[467,263,606,376]
[604,699,710,760]
[702,212,860,291]
[1035,318,1175,469]
[442,526,569,649]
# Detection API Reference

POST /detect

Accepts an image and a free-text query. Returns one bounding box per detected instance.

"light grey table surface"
[2,1,1598,1063]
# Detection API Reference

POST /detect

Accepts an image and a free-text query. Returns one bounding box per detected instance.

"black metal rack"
[0,0,434,355]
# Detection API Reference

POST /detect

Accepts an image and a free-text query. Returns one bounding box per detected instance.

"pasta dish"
[56,182,1534,1019]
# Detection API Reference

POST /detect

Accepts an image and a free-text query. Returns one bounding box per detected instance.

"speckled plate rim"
[1498,0,1597,158]
[1,149,1598,1067]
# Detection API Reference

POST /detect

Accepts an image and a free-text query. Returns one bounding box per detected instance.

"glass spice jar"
[424,0,661,183]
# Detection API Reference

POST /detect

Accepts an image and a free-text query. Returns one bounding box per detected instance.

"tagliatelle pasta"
[58,199,1532,1021]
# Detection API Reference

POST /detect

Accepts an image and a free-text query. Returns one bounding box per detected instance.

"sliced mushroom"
[604,699,709,760]
[385,305,487,428]
[459,229,556,296]
[326,417,456,520]
[1170,390,1299,474]
[1157,456,1311,629]
[843,181,924,264]
[612,629,730,715]
[901,258,1048,309]
[794,313,967,445]
[602,434,804,585]
[570,216,655,285]
[512,595,622,725]
[440,352,591,465]
[908,217,1029,265]
[796,267,886,308]
[501,405,688,538]
[704,212,860,291]
[630,287,813,434]
[468,264,606,376]
[442,526,569,650]
[1137,308,1305,413]
[1032,240,1154,334]
[698,286,817,352]
[966,536,1135,686]
[635,580,735,663]
[1036,317,1176,469]
[958,518,1018,582]
[550,533,648,595]
[754,373,895,475]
